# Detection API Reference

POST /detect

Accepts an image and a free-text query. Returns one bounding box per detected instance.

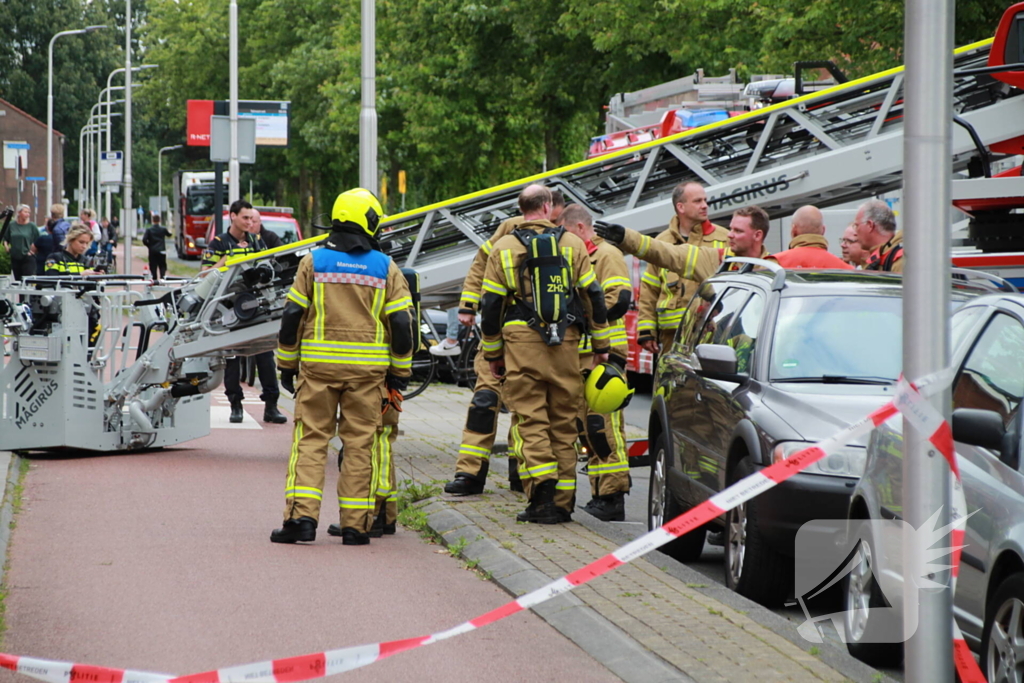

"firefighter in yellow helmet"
[272,189,415,545]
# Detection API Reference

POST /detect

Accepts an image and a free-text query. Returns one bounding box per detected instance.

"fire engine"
[171,170,230,260]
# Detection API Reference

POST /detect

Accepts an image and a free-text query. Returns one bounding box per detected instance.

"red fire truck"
[171,170,230,260]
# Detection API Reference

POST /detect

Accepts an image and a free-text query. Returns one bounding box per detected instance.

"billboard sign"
[100,151,123,186]
[186,99,289,147]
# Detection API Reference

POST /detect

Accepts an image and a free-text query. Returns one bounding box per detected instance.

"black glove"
[608,353,627,371]
[386,373,409,392]
[594,221,626,245]
[280,368,298,395]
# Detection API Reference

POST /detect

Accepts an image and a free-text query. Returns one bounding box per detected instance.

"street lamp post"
[103,65,156,223]
[124,0,134,275]
[158,145,183,223]
[228,0,240,201]
[47,25,106,212]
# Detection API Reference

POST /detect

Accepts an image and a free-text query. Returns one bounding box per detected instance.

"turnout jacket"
[637,217,728,339]
[617,227,726,285]
[865,230,904,273]
[458,216,525,313]
[479,220,610,360]
[276,246,415,381]
[580,235,631,360]
[44,250,87,275]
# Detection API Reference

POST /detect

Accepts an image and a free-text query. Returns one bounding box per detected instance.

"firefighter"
[637,182,728,355]
[854,199,903,272]
[443,189,566,496]
[271,189,414,545]
[479,184,610,523]
[561,204,632,521]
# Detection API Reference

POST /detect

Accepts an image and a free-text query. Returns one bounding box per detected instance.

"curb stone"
[0,452,20,573]
[422,501,692,683]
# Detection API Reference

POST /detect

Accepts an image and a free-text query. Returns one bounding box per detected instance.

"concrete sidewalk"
[387,384,878,683]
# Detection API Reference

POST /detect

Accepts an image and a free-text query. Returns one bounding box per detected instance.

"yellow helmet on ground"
[332,188,384,238]
[585,362,635,413]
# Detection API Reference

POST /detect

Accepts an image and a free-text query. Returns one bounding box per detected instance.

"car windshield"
[770,295,903,382]
[263,219,298,244]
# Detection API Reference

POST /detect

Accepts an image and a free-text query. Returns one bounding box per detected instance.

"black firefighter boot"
[582,492,626,522]
[229,399,245,424]
[263,398,288,424]
[516,479,561,525]
[270,516,317,544]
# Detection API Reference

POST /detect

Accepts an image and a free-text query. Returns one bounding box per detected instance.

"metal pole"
[47,26,105,214]
[902,0,953,680]
[78,125,86,212]
[158,145,182,223]
[359,0,377,191]
[123,0,132,275]
[228,0,240,202]
[106,68,118,223]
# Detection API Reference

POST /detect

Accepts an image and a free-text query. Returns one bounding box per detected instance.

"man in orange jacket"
[767,205,852,270]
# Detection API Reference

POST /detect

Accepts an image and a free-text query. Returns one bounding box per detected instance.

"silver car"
[845,293,1024,680]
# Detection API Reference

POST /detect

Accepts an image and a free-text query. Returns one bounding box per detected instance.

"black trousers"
[11,257,36,280]
[224,351,280,404]
[149,251,167,279]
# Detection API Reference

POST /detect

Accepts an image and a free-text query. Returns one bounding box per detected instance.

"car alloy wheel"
[649,445,668,530]
[727,501,748,587]
[845,539,874,643]
[985,575,1024,683]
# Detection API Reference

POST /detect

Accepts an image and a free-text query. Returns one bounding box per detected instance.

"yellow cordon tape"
[0,369,987,683]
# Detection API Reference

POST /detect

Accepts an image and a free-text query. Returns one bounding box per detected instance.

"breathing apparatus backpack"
[512,226,577,346]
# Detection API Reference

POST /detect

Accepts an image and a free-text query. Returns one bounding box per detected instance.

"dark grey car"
[646,263,978,607]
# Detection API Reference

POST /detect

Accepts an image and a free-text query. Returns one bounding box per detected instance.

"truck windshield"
[188,191,214,215]
[770,296,903,382]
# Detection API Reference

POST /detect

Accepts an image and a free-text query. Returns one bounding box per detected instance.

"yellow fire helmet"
[585,362,635,414]
[332,188,385,238]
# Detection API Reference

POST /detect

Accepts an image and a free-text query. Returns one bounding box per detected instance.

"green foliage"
[0,245,10,275]
[1,0,1006,217]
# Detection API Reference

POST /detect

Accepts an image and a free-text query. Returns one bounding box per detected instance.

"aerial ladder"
[370,36,1022,300]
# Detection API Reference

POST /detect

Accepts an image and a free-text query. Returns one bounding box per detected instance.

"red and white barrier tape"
[0,369,986,683]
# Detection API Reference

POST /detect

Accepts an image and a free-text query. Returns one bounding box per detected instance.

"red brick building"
[0,97,65,224]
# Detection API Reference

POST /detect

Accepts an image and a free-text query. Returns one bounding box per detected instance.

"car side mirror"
[695,344,747,383]
[952,408,1006,451]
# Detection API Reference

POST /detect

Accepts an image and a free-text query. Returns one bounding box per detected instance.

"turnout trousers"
[577,352,630,498]
[284,373,385,533]
[374,406,400,525]
[452,348,505,482]
[502,335,581,512]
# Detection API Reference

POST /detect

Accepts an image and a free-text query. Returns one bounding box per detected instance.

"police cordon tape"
[0,368,987,683]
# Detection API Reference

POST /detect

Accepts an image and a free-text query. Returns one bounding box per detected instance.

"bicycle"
[404,308,480,399]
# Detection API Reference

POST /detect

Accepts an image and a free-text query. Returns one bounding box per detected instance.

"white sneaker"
[429,339,461,356]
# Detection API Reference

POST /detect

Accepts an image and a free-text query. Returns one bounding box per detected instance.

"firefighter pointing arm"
[595,222,724,285]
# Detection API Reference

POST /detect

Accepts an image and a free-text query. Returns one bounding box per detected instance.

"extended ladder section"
[374,39,1022,301]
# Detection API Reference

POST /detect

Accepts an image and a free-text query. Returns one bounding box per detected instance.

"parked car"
[845,292,1024,674]
[646,262,982,607]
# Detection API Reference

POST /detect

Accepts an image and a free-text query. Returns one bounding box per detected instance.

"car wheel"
[842,530,903,667]
[982,573,1024,683]
[724,456,793,607]
[648,435,706,562]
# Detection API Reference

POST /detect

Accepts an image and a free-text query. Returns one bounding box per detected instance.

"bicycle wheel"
[457,333,479,388]
[403,346,436,399]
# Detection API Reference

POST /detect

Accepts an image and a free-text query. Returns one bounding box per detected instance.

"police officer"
[637,182,728,355]
[442,190,566,495]
[202,200,287,424]
[561,205,632,521]
[272,189,414,545]
[479,184,610,523]
[44,224,96,275]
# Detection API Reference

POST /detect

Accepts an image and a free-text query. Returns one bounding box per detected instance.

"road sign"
[100,151,123,187]
[398,170,406,194]
[209,116,256,163]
